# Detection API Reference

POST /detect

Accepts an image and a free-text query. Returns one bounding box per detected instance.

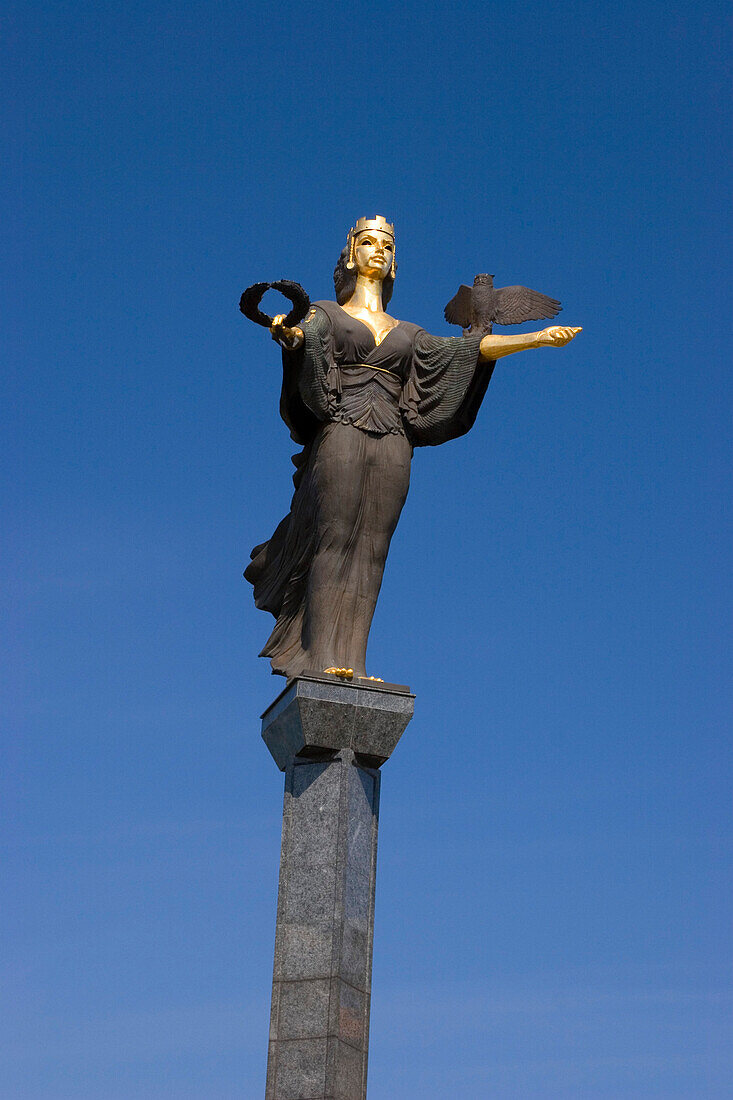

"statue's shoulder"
[310,300,340,321]
[299,300,339,334]
[397,319,422,338]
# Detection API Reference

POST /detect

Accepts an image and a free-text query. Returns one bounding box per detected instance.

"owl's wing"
[444,284,474,328]
[493,286,562,325]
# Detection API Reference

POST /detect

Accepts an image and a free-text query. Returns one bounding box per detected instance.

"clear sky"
[4,1,731,1097]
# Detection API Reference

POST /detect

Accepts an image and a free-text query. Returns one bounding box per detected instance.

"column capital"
[261,673,415,771]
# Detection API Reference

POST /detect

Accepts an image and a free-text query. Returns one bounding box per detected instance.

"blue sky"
[4,0,731,1096]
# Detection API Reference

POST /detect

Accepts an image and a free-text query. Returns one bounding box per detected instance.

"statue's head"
[334,215,396,306]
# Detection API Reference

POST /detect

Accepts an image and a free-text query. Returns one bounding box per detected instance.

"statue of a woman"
[245,216,580,680]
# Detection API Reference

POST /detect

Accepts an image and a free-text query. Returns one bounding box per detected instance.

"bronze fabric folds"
[245,422,411,678]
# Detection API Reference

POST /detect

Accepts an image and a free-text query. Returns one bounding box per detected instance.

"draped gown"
[245,300,494,678]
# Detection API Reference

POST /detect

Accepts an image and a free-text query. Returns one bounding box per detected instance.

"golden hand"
[479,325,582,361]
[536,326,582,347]
[270,314,304,350]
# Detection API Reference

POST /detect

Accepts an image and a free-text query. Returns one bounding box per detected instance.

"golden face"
[353,230,394,279]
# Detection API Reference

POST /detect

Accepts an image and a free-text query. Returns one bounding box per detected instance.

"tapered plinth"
[262,674,414,1100]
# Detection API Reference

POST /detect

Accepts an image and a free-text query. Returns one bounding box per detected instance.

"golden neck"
[345,274,384,314]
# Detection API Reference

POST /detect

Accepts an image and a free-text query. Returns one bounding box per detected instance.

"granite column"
[261,674,414,1100]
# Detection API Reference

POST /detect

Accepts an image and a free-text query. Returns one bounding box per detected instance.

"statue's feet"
[323,668,384,683]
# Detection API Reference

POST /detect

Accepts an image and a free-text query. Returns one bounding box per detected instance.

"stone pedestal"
[262,674,415,1100]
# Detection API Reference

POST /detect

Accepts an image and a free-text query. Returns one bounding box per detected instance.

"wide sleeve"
[278,305,335,444]
[400,331,495,446]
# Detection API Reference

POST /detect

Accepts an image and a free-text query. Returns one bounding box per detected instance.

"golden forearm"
[479,326,582,361]
[479,330,538,360]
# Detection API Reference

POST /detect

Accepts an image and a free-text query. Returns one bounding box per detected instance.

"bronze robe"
[245,301,493,678]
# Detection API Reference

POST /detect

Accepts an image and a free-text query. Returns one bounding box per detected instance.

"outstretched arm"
[479,325,582,361]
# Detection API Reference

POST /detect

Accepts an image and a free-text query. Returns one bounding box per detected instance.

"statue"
[242,216,581,681]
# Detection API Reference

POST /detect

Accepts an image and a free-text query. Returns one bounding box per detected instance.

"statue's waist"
[330,366,405,435]
[338,363,403,392]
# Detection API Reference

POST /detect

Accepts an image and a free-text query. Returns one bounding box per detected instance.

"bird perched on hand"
[444,273,562,336]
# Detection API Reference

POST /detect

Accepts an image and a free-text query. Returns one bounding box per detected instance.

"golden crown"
[348,215,395,242]
[345,215,396,274]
